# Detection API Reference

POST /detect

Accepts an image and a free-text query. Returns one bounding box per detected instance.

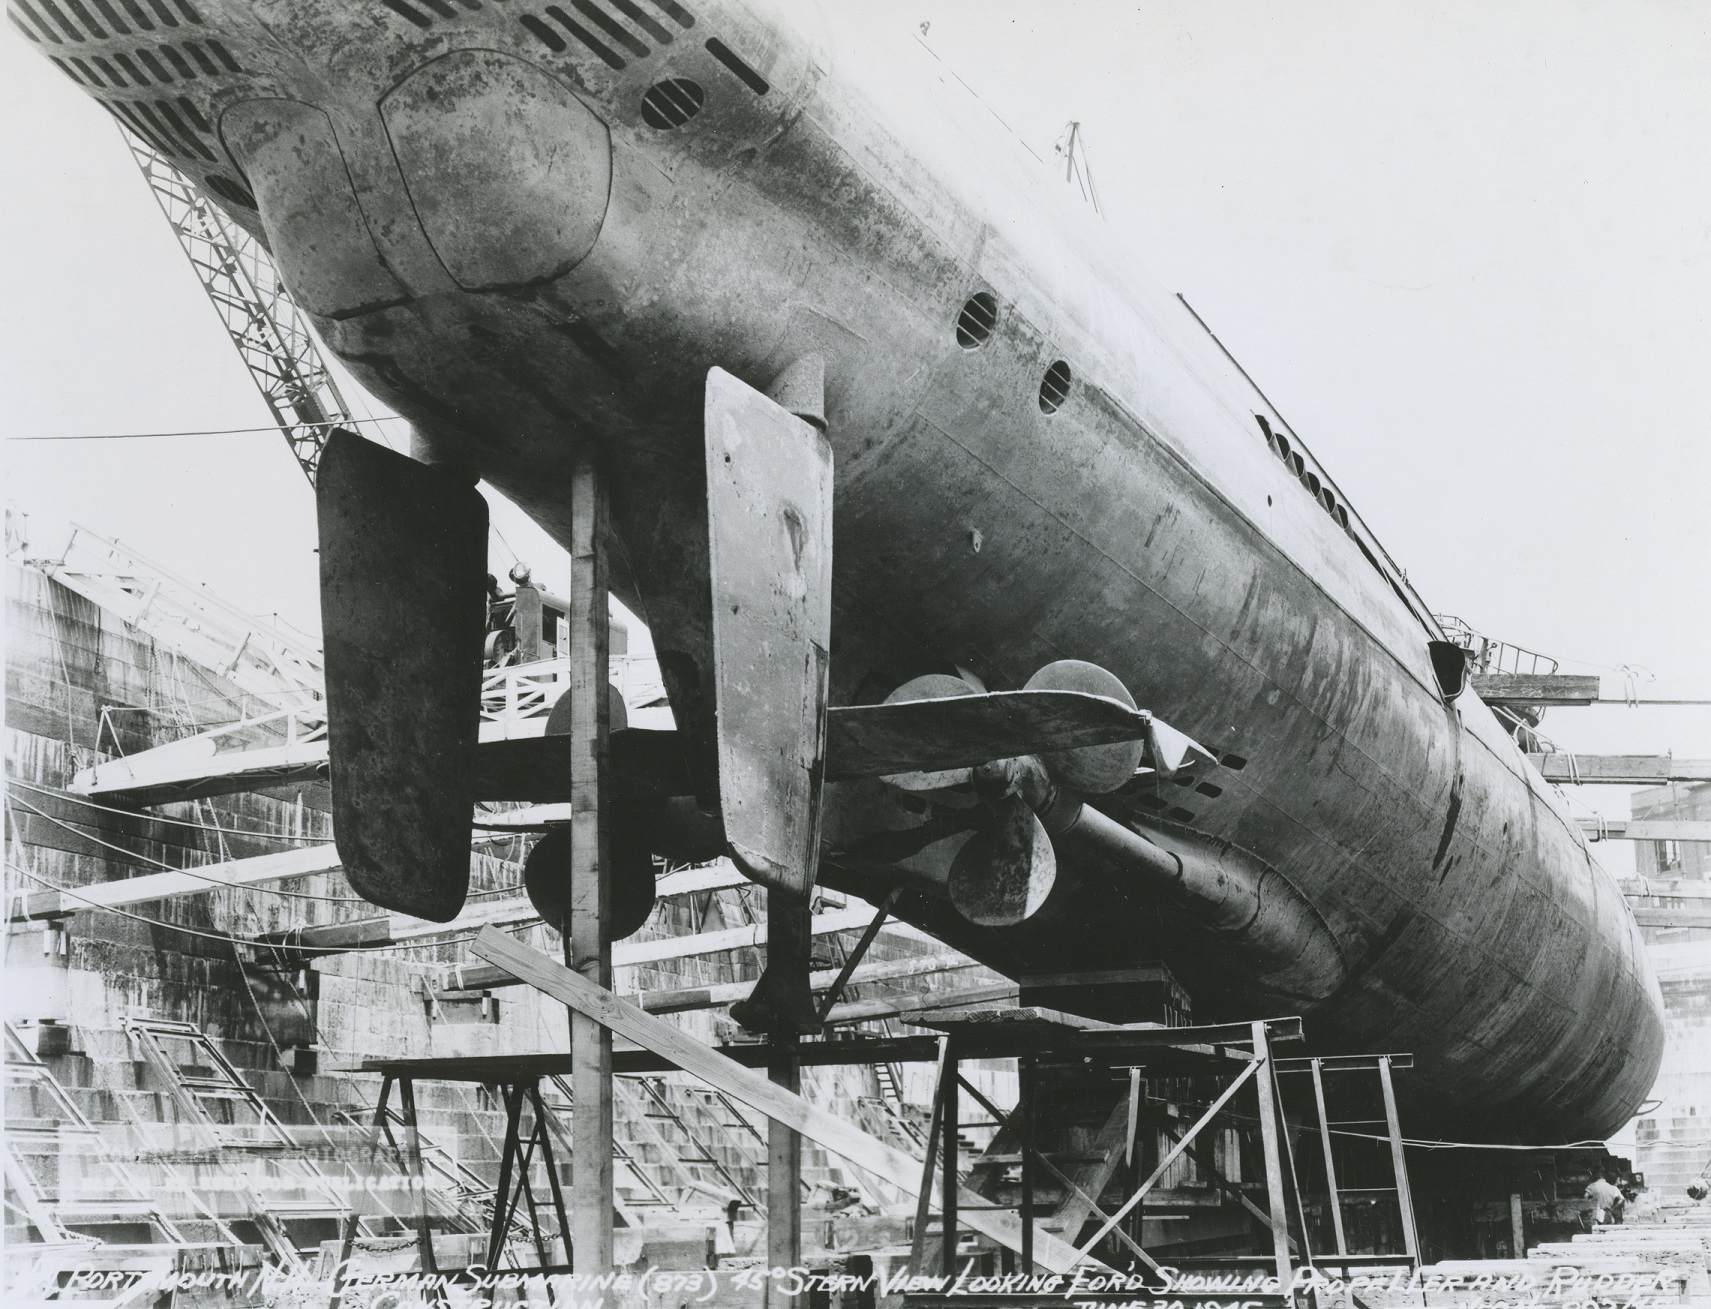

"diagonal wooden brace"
[470,926,1103,1275]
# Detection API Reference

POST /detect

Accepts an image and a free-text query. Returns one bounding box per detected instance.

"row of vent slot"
[46,38,240,91]
[1256,414,1351,530]
[517,0,691,72]
[98,92,218,162]
[372,0,769,99]
[9,0,202,44]
[1255,410,1434,627]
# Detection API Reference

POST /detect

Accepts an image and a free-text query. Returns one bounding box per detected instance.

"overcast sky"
[4,2,1708,856]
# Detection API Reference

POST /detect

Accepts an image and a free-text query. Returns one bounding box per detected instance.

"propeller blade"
[827,689,1150,780]
[1023,659,1147,793]
[879,673,980,791]
[948,795,1057,927]
[318,431,487,921]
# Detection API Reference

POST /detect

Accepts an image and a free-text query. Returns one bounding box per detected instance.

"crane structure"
[122,133,347,485]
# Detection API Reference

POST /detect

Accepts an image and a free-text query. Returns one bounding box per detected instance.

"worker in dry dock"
[1586,1174,1626,1225]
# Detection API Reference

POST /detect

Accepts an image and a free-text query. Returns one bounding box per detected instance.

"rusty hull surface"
[12,0,1662,1141]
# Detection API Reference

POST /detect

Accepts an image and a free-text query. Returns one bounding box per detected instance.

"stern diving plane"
[10,0,1663,1142]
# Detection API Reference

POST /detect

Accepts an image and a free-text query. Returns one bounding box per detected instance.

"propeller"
[881,660,1212,929]
[879,673,982,791]
[947,793,1056,925]
[1023,659,1147,793]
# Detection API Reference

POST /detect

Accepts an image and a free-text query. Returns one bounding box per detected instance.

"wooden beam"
[1578,819,1711,842]
[1631,909,1711,930]
[434,904,938,988]
[566,454,614,1275]
[823,983,1020,1026]
[1251,1023,1293,1288]
[1072,1061,1259,1264]
[1620,879,1711,900]
[1044,1096,1129,1238]
[469,926,1098,1274]
[1531,754,1711,785]
[1472,673,1601,706]
[613,905,890,965]
[14,842,342,919]
[1378,1056,1421,1261]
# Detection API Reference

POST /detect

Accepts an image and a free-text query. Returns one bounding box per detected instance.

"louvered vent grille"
[1038,360,1072,414]
[640,77,703,128]
[955,292,997,349]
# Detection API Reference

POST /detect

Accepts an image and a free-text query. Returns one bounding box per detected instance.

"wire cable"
[9,795,368,904]
[9,779,334,845]
[8,863,511,956]
[6,416,408,442]
[9,792,525,902]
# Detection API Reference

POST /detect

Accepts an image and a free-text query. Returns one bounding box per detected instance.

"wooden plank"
[822,984,1021,1025]
[1251,1023,1293,1287]
[469,926,1099,1273]
[605,955,980,1013]
[1530,754,1711,785]
[1577,819,1711,842]
[1631,909,1711,929]
[70,739,330,805]
[14,842,342,919]
[435,899,932,986]
[359,1035,948,1080]
[1619,880,1711,900]
[1045,1096,1129,1238]
[1378,1056,1421,1260]
[613,905,879,965]
[1471,673,1601,706]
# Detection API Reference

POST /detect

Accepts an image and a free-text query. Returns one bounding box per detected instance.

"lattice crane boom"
[123,133,350,485]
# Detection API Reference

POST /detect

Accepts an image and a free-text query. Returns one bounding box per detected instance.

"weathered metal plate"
[318,431,488,921]
[704,367,834,895]
[825,689,1152,781]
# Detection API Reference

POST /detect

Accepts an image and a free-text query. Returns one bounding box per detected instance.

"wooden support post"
[1311,1059,1348,1257]
[1509,1192,1525,1257]
[517,1112,552,1271]
[1074,1060,1259,1263]
[1378,1056,1420,1262]
[944,1033,958,1273]
[567,454,614,1275]
[815,885,904,1023]
[1251,1023,1293,1291]
[910,1038,950,1276]
[487,1084,526,1269]
[1271,1061,1315,1265]
[398,1078,440,1285]
[1020,1057,1034,1274]
[530,1083,572,1264]
[765,889,804,1280]
[767,1035,802,1277]
[1124,1068,1142,1253]
[330,1075,392,1309]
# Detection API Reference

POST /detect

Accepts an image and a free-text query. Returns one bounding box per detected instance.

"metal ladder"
[121,1016,354,1268]
[625,1077,766,1212]
[538,1075,679,1214]
[3,1023,193,1249]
